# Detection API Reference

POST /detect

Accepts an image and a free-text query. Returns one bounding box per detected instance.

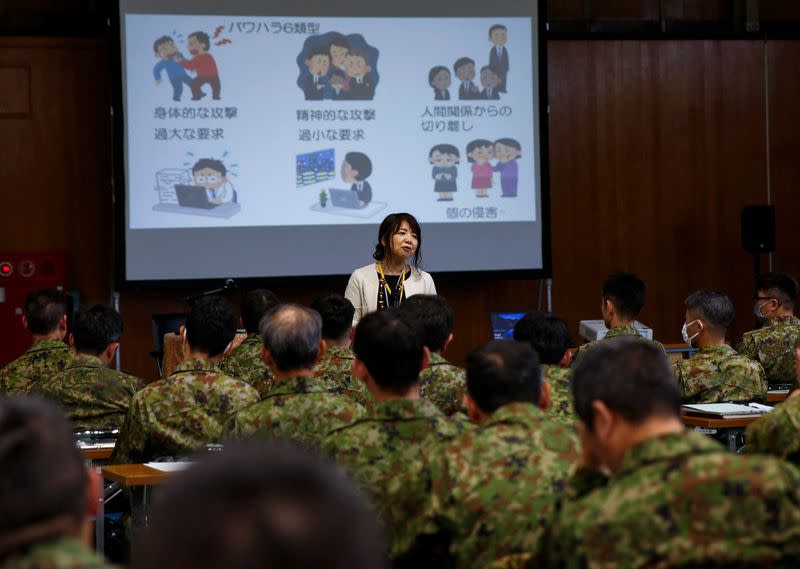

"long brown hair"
[372,212,422,269]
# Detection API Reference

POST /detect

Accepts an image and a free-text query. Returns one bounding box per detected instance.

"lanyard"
[376,262,406,306]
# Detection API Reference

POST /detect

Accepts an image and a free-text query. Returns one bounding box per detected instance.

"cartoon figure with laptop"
[322,152,373,208]
[153,156,240,219]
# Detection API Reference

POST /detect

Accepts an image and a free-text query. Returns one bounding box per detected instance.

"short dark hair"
[495,138,521,155]
[192,158,226,177]
[453,57,475,73]
[572,337,680,431]
[311,294,354,341]
[260,305,322,372]
[429,144,459,159]
[185,296,237,357]
[685,289,734,334]
[0,397,86,551]
[134,440,386,569]
[489,24,507,36]
[347,49,368,63]
[513,313,571,365]
[602,272,646,319]
[24,288,66,335]
[241,289,280,334]
[307,46,330,60]
[188,31,210,50]
[153,35,173,53]
[72,304,123,356]
[466,139,493,161]
[397,295,453,353]
[330,70,346,81]
[466,341,541,414]
[352,310,424,395]
[329,36,350,50]
[428,65,450,86]
[480,65,497,75]
[758,272,799,309]
[372,212,423,269]
[344,152,372,181]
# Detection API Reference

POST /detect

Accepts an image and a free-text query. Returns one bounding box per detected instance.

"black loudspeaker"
[741,205,776,253]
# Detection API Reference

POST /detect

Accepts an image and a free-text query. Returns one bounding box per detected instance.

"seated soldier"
[0,397,113,568]
[224,304,365,449]
[0,288,72,395]
[674,289,766,403]
[738,272,800,388]
[113,296,259,463]
[514,312,575,426]
[311,293,371,407]
[747,348,800,464]
[572,272,664,364]
[544,337,800,567]
[428,340,578,569]
[134,440,386,569]
[324,309,468,562]
[219,288,280,398]
[398,295,467,416]
[33,304,142,430]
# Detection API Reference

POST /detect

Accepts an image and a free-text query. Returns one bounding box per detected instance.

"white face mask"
[681,319,703,347]
[754,301,770,320]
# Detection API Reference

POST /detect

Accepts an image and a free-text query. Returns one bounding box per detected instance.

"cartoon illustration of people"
[454,57,480,100]
[326,70,347,100]
[489,24,509,93]
[428,66,451,101]
[479,66,501,100]
[429,144,459,201]
[329,36,350,73]
[341,152,372,206]
[176,31,221,100]
[345,50,374,100]
[467,139,494,198]
[192,158,236,204]
[303,47,330,100]
[493,138,521,197]
[152,36,192,102]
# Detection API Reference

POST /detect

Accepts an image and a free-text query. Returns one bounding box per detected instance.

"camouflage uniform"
[673,344,767,403]
[746,395,800,465]
[0,338,72,396]
[324,397,469,559]
[31,354,142,430]
[542,365,574,426]
[737,315,800,386]
[112,358,259,464]
[430,402,578,568]
[0,536,116,569]
[217,334,274,398]
[571,325,665,366]
[420,352,468,416]
[313,345,372,407]
[224,373,365,450]
[545,431,800,568]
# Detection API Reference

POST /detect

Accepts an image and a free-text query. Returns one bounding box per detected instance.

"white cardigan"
[344,263,437,325]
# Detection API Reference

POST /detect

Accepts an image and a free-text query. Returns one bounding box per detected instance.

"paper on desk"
[144,462,193,472]
[76,441,116,449]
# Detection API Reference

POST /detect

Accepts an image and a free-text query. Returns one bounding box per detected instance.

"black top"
[376,270,410,310]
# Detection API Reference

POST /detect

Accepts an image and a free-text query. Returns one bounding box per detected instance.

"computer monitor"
[490,312,528,340]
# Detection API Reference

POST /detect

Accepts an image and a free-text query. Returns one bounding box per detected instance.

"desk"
[767,391,789,404]
[80,446,114,462]
[681,413,762,452]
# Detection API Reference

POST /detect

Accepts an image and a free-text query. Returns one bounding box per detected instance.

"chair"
[149,313,186,377]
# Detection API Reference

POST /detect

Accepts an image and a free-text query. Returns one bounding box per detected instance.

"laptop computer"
[490,312,528,340]
[175,184,218,209]
[329,188,363,209]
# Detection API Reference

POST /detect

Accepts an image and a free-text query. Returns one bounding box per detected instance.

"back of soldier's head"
[397,294,453,353]
[0,397,86,552]
[135,440,385,569]
[572,337,680,430]
[352,309,424,394]
[310,294,355,341]
[685,289,734,336]
[260,304,322,372]
[467,340,542,414]
[513,313,571,365]
[24,288,67,335]
[185,296,237,357]
[241,289,280,334]
[758,272,799,310]
[602,272,646,319]
[72,304,123,356]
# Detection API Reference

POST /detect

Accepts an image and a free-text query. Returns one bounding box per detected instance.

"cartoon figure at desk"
[323,152,372,209]
[175,158,237,209]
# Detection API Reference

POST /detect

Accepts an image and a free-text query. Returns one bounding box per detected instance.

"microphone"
[186,278,238,305]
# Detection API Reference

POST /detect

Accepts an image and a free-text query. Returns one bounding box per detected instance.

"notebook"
[681,403,772,419]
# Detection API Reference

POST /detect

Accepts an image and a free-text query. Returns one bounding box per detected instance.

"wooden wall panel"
[767,41,800,281]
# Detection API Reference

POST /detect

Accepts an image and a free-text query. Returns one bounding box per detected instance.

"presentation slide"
[118,1,547,282]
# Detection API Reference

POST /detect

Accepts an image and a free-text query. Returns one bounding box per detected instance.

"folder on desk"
[682,403,770,419]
